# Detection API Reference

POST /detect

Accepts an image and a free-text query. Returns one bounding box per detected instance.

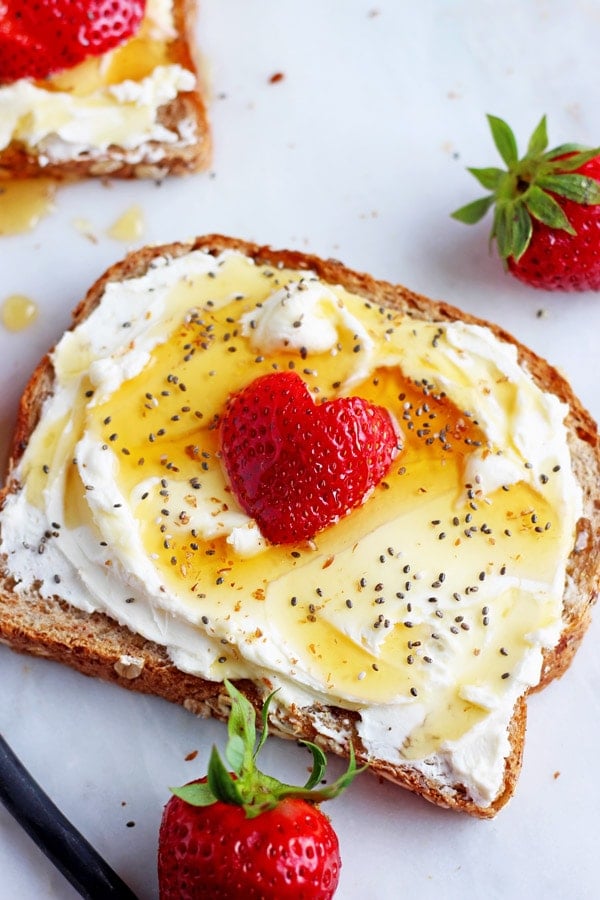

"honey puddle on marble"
[107,205,145,242]
[1,294,39,331]
[0,180,57,235]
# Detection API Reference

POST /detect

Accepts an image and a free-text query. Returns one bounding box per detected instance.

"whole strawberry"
[0,0,146,83]
[219,371,401,544]
[158,681,359,899]
[452,115,600,290]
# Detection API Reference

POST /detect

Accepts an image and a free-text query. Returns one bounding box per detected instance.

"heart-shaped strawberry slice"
[220,372,401,544]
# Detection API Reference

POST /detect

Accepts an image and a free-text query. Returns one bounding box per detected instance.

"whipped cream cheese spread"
[0,249,582,808]
[0,0,196,161]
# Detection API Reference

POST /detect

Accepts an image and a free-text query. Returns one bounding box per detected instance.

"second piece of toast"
[0,0,210,180]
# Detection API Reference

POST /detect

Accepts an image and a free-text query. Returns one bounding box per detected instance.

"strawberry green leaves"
[537,171,600,204]
[526,115,549,158]
[487,114,519,167]
[171,680,361,819]
[452,114,600,263]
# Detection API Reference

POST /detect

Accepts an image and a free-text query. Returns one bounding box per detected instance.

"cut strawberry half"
[219,371,402,544]
[0,0,147,83]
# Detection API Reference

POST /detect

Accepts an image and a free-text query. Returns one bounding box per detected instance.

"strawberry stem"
[172,680,363,818]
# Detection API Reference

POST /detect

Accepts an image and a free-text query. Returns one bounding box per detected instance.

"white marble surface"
[1,2,599,897]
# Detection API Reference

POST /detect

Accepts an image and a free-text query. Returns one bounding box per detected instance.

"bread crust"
[0,0,211,181]
[1,235,598,818]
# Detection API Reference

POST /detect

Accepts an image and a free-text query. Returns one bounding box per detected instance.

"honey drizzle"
[0,180,56,236]
[107,205,145,242]
[23,255,564,759]
[74,259,561,747]
[44,14,175,94]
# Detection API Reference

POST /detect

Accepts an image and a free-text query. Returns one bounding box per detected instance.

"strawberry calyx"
[451,114,600,262]
[171,681,361,820]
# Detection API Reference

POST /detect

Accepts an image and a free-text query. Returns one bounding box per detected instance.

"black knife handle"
[0,734,139,899]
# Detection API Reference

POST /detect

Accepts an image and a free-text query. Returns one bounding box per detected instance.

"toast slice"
[0,234,598,818]
[0,0,211,180]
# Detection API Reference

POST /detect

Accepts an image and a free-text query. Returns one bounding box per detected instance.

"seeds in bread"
[0,234,598,817]
[0,0,210,181]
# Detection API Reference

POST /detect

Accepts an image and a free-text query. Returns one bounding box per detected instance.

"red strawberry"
[219,371,401,544]
[0,0,146,83]
[158,680,359,900]
[452,115,600,290]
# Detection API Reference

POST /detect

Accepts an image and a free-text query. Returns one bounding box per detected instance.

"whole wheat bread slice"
[1,234,598,818]
[0,0,211,181]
